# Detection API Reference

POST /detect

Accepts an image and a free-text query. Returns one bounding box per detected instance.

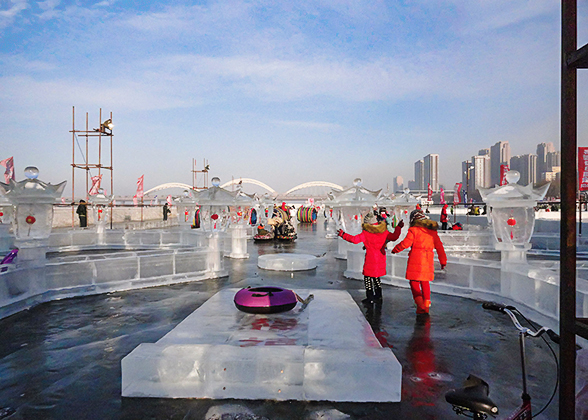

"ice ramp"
[121,288,402,402]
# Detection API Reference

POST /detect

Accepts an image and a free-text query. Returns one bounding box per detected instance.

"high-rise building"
[472,154,491,190]
[510,154,537,185]
[414,160,424,191]
[393,176,404,193]
[536,142,556,182]
[490,141,511,186]
[546,151,561,171]
[423,154,439,191]
[478,148,490,156]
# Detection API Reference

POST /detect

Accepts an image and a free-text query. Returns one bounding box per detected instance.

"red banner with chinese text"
[579,147,588,191]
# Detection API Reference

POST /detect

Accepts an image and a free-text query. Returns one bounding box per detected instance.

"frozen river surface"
[0,223,559,419]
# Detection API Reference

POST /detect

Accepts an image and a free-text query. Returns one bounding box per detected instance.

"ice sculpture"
[257,193,275,226]
[89,189,112,235]
[0,192,13,251]
[0,167,66,242]
[176,190,197,229]
[194,177,254,259]
[329,178,381,259]
[478,170,549,264]
[0,167,66,267]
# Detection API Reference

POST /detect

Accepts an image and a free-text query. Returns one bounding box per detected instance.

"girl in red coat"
[338,212,404,304]
[392,209,447,314]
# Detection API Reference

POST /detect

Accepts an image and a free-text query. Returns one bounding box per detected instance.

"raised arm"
[338,229,364,245]
[392,228,414,253]
[386,220,404,242]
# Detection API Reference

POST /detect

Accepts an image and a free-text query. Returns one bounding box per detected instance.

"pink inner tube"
[234,286,297,314]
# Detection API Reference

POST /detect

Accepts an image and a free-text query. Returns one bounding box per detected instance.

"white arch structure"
[144,183,193,196]
[143,179,343,197]
[221,178,276,194]
[285,181,343,196]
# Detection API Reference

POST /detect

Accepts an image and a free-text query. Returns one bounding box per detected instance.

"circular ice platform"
[258,254,318,271]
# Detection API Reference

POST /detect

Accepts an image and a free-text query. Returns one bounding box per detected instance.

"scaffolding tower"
[192,158,209,190]
[70,107,114,224]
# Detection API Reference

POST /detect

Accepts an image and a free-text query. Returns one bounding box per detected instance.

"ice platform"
[257,254,318,271]
[121,288,402,402]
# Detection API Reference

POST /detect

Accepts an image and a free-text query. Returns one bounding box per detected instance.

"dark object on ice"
[0,248,18,272]
[234,286,297,314]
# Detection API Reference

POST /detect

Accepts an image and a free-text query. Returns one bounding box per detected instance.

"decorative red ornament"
[211,214,219,220]
[507,217,516,226]
[25,215,36,225]
[0,212,3,217]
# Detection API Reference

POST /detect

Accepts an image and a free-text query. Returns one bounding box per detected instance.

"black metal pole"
[560,1,577,418]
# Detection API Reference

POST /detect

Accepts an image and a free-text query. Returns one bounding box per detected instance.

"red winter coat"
[340,222,403,278]
[392,219,447,282]
[440,205,448,223]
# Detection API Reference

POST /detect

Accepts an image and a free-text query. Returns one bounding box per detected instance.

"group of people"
[338,206,446,315]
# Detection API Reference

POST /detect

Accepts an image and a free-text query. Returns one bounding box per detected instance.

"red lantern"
[25,215,36,225]
[507,217,516,226]
[211,214,219,220]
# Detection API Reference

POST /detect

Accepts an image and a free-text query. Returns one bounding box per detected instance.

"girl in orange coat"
[392,209,447,314]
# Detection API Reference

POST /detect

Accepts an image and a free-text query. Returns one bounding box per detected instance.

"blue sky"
[1,0,587,197]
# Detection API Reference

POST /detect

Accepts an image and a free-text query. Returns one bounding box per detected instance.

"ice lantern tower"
[478,170,549,265]
[0,166,66,266]
[177,190,197,229]
[89,189,112,235]
[331,178,381,259]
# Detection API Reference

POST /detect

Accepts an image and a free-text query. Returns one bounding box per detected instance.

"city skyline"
[1,2,587,197]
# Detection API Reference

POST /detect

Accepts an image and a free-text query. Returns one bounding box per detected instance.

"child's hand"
[397,220,404,228]
[337,229,344,237]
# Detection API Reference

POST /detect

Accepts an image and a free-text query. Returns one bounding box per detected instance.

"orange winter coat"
[392,218,447,282]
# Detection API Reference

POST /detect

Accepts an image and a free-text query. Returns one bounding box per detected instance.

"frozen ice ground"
[0,222,559,419]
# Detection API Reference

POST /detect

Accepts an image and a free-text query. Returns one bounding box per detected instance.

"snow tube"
[234,286,297,314]
[296,207,317,223]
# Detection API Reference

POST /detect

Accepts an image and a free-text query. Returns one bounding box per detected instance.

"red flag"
[580,147,588,191]
[500,164,509,186]
[89,175,102,195]
[453,183,462,205]
[440,188,445,204]
[136,175,144,198]
[166,195,172,206]
[0,157,15,183]
[427,183,432,201]
[133,195,138,206]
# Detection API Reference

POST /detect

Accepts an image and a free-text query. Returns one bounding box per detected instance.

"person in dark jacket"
[338,212,404,304]
[163,203,171,221]
[76,200,87,228]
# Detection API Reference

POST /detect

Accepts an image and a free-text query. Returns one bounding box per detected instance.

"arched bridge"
[144,179,343,198]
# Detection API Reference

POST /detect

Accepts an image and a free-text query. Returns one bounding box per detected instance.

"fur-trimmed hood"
[411,218,439,231]
[362,221,388,234]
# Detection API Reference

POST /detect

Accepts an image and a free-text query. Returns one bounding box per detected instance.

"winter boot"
[373,277,383,302]
[414,296,427,314]
[424,299,431,313]
[362,277,375,304]
[362,290,375,305]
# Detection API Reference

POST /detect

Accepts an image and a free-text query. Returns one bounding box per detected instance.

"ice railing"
[0,226,228,320]
[344,250,588,336]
